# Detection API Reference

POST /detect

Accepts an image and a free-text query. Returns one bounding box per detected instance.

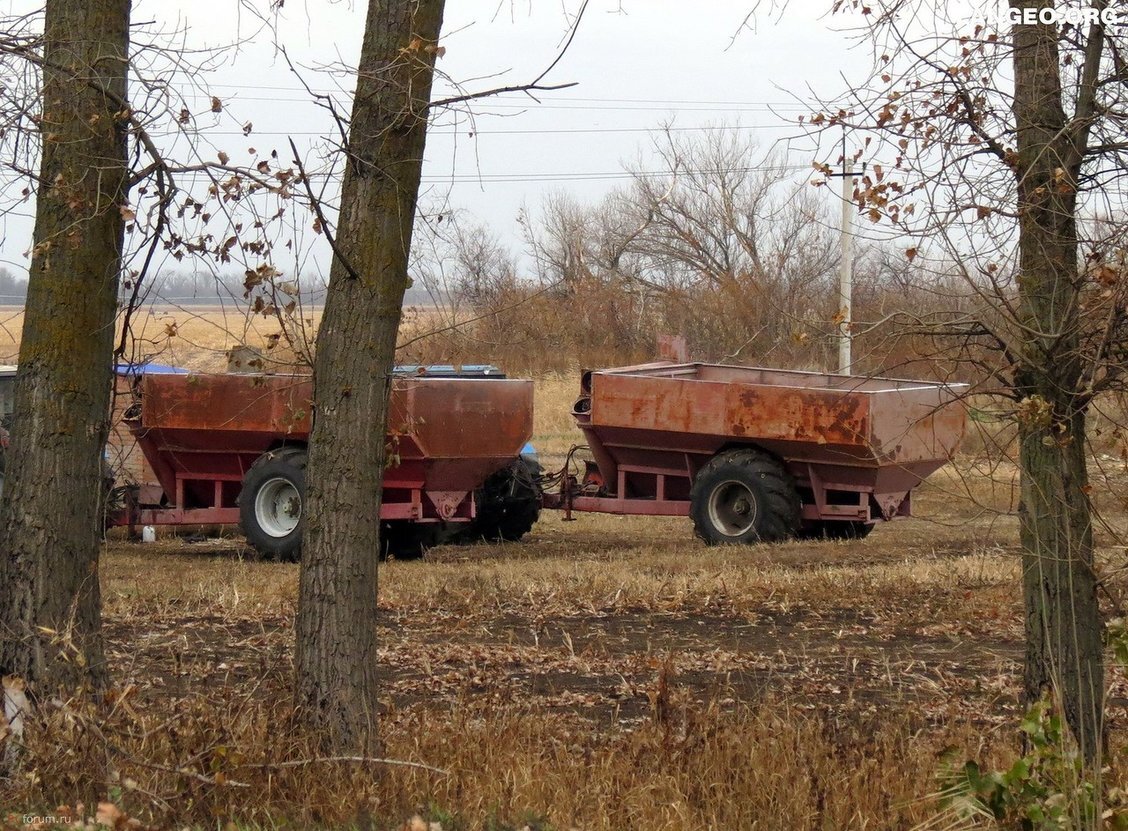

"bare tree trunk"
[0,0,130,692]
[1012,6,1103,762]
[295,0,445,749]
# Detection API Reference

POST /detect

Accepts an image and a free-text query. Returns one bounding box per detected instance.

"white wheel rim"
[254,476,301,537]
[707,479,758,537]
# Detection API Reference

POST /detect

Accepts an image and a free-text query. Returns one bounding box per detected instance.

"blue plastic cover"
[392,364,505,378]
[115,362,189,376]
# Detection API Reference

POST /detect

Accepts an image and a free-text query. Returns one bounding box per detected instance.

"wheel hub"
[254,476,302,538]
[707,480,759,537]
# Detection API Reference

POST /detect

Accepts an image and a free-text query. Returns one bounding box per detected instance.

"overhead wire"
[163,123,798,138]
[415,163,811,184]
[201,83,811,110]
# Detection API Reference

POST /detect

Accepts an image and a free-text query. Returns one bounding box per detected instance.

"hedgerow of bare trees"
[410,127,955,375]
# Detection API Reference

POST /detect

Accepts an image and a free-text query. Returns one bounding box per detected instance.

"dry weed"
[2,681,1069,830]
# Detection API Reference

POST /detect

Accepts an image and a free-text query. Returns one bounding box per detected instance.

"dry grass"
[4,461,1123,828]
[0,304,321,372]
[5,687,1030,830]
[0,304,480,374]
[3,319,1128,828]
[530,374,584,459]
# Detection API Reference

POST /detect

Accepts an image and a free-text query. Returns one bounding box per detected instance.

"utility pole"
[825,134,857,375]
[838,162,854,374]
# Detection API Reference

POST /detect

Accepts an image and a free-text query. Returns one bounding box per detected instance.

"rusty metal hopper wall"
[582,362,966,488]
[388,378,535,491]
[140,373,313,437]
[134,373,534,509]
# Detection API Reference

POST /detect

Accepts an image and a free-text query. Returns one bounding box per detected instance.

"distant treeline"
[0,268,436,309]
[150,271,435,307]
[0,268,27,303]
[146,271,328,306]
[0,268,300,307]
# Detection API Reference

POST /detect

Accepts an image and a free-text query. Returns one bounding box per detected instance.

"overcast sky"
[0,0,899,285]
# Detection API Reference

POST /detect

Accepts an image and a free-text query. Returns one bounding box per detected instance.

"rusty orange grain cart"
[541,362,968,544]
[113,369,537,560]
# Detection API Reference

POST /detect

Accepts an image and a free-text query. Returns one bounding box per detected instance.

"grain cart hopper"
[543,361,967,543]
[113,369,535,560]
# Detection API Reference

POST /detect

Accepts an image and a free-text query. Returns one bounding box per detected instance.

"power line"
[421,163,811,184]
[156,123,796,139]
[138,163,811,186]
[427,123,787,136]
[209,99,806,114]
[202,99,805,114]
[2,159,813,208]
[2,165,814,207]
[202,84,810,110]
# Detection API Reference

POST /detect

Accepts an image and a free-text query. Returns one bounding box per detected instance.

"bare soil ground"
[97,499,1126,730]
[76,474,1128,827]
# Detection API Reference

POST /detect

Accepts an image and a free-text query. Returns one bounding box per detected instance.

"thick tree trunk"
[0,0,130,692]
[295,0,445,749]
[1012,4,1104,762]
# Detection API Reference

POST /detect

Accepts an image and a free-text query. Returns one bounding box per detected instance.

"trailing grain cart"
[542,361,967,543]
[111,368,538,561]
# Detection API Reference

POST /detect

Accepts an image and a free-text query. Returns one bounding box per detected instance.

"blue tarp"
[392,364,504,377]
[115,362,189,376]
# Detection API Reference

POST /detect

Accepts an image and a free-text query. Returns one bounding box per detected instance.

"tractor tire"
[689,448,800,545]
[239,447,307,562]
[458,457,542,543]
[799,520,874,541]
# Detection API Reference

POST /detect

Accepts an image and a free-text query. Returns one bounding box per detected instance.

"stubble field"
[2,309,1127,829]
[67,453,1128,829]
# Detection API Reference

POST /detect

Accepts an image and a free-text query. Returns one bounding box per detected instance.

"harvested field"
[0,304,464,373]
[4,452,1124,828]
[92,473,1126,731]
[4,362,1128,828]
